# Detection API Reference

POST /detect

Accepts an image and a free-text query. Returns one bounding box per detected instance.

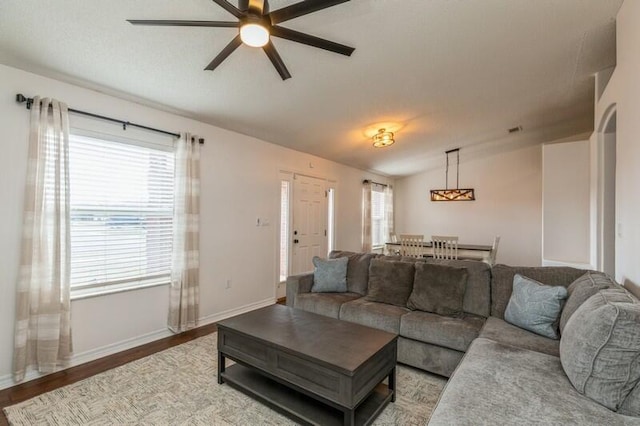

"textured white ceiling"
[0,0,622,176]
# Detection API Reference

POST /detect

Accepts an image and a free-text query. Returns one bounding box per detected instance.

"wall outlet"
[225,279,232,289]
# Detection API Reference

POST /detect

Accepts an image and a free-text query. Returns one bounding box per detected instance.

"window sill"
[71,280,170,301]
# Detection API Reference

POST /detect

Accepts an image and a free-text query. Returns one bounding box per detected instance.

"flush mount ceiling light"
[430,148,476,201]
[372,129,395,148]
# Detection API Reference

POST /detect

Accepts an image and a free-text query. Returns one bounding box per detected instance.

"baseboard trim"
[197,297,275,327]
[0,297,275,391]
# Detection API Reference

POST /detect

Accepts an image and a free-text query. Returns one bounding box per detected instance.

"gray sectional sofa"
[286,251,640,424]
[287,251,491,377]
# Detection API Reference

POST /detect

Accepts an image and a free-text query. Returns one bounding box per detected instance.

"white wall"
[394,145,542,266]
[0,64,390,386]
[542,140,591,267]
[592,0,640,295]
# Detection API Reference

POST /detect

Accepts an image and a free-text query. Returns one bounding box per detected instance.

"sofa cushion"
[407,263,468,316]
[504,274,568,339]
[339,298,408,334]
[400,310,484,352]
[398,337,464,378]
[426,259,491,317]
[621,382,640,417]
[491,264,587,319]
[560,288,640,412]
[329,250,378,295]
[559,271,618,334]
[294,292,361,319]
[428,338,640,426]
[365,259,415,307]
[479,316,560,357]
[311,256,348,293]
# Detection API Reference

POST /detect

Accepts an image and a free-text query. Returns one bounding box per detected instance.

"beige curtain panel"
[168,133,201,333]
[13,97,73,382]
[361,180,372,252]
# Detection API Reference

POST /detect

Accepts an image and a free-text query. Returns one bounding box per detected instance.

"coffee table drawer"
[275,351,345,402]
[219,329,270,369]
[219,328,348,405]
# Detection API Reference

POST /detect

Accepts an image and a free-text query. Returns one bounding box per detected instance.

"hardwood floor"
[0,299,288,425]
[0,322,218,426]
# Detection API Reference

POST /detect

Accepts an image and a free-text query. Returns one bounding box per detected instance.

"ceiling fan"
[128,0,355,80]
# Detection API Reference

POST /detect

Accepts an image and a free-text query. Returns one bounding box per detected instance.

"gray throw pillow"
[329,251,378,295]
[311,256,348,293]
[559,271,618,334]
[560,289,640,412]
[407,263,468,315]
[504,274,568,339]
[365,259,415,307]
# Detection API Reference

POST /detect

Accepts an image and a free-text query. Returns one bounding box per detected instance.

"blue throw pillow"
[311,256,348,293]
[504,274,568,339]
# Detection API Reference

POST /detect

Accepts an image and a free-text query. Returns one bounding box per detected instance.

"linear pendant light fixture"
[430,148,475,201]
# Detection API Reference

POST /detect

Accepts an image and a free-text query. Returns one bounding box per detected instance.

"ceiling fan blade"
[211,0,243,19]
[263,41,292,80]
[271,26,355,56]
[127,20,238,28]
[238,0,249,11]
[205,35,243,71]
[269,0,349,25]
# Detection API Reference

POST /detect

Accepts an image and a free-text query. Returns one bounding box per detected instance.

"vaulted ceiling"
[0,0,622,176]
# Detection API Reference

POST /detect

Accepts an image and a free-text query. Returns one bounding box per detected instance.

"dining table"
[384,241,493,261]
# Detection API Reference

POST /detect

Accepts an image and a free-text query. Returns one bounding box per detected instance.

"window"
[327,187,335,253]
[69,133,175,298]
[371,187,386,248]
[279,179,290,282]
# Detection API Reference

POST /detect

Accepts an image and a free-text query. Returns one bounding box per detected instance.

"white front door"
[291,174,327,274]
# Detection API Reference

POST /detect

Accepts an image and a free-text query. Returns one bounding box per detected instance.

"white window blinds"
[69,133,175,296]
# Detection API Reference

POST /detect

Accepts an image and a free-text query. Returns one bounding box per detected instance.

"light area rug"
[4,333,446,425]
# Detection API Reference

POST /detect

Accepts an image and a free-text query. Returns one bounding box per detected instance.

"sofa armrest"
[286,273,314,307]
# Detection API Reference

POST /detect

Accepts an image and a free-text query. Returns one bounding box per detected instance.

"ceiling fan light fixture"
[372,128,395,148]
[240,22,270,47]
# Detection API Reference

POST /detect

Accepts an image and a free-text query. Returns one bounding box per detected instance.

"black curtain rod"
[15,94,204,144]
[363,179,389,187]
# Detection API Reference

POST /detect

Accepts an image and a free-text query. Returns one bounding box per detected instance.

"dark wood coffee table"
[217,304,397,426]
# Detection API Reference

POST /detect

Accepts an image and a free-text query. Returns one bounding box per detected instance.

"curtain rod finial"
[16,93,34,110]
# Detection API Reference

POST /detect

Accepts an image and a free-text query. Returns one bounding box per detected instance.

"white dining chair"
[486,235,501,266]
[432,235,459,259]
[399,234,424,258]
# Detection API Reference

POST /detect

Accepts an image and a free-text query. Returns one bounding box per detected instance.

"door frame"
[275,168,337,294]
[593,103,617,276]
